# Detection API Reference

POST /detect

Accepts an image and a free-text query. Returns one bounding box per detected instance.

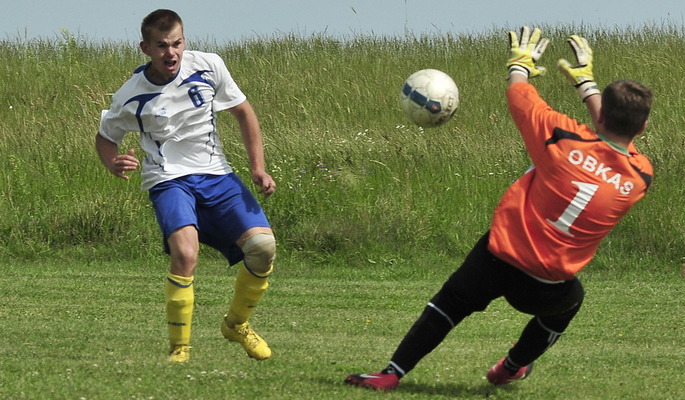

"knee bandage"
[242,233,276,275]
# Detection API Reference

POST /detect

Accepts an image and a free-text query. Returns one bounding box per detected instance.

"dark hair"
[601,80,653,138]
[141,9,183,42]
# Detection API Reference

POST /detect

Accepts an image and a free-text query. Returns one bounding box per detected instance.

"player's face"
[140,23,185,83]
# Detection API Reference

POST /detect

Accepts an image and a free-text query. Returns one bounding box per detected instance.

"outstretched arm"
[508,71,528,86]
[584,95,601,130]
[557,34,601,128]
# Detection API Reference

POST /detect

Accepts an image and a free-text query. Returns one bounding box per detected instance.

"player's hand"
[110,148,139,180]
[252,170,276,199]
[557,35,601,101]
[507,26,550,78]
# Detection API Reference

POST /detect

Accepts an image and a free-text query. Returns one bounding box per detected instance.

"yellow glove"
[557,35,601,101]
[506,26,550,78]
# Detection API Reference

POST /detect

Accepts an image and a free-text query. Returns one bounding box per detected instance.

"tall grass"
[1,27,684,272]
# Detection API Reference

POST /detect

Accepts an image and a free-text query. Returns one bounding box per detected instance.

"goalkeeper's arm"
[557,35,601,102]
[584,92,601,130]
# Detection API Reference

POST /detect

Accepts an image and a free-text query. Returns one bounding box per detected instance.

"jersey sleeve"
[507,82,589,166]
[206,53,247,111]
[98,100,128,145]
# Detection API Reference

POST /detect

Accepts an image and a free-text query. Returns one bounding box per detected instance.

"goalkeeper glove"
[557,35,601,101]
[506,26,550,78]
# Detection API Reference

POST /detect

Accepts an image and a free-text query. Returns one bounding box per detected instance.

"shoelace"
[170,346,190,356]
[237,326,260,347]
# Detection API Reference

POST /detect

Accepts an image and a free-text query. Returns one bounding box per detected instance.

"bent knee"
[241,233,276,274]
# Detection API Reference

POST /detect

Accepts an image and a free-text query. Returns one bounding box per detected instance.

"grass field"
[2,257,684,399]
[1,25,685,399]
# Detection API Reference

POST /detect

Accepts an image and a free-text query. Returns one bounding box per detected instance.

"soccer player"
[96,9,277,363]
[345,26,653,391]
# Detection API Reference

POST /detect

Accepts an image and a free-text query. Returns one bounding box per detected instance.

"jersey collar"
[597,134,630,156]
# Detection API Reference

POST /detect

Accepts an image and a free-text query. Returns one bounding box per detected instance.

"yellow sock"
[165,273,194,346]
[225,265,272,326]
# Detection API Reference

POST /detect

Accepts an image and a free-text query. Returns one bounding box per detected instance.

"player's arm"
[584,95,601,130]
[228,100,276,198]
[508,71,528,86]
[506,26,549,87]
[95,133,139,180]
[557,35,601,127]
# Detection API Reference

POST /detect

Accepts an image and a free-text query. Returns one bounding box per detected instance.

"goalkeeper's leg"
[346,232,501,391]
[388,233,498,376]
[507,291,584,368]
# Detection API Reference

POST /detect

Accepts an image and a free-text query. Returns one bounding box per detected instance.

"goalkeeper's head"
[601,80,653,139]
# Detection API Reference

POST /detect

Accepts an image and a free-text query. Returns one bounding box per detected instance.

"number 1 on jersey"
[546,181,599,237]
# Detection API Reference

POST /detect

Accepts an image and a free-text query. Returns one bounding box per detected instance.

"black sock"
[503,357,522,375]
[387,305,460,377]
[381,365,404,379]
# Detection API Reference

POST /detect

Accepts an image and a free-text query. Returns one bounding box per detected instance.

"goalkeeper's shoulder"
[628,144,654,174]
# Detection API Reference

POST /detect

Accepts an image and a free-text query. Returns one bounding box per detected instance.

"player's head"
[141,9,183,43]
[139,9,185,83]
[601,80,653,139]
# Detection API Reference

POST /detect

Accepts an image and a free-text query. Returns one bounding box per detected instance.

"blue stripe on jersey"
[133,64,147,74]
[124,92,162,132]
[179,70,213,87]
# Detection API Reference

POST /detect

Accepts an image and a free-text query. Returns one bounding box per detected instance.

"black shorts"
[431,231,584,318]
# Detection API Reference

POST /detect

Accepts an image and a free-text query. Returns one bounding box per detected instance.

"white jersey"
[99,50,246,190]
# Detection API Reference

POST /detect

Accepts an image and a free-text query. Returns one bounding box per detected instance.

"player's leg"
[221,227,275,360]
[165,273,194,363]
[195,173,275,360]
[507,279,584,367]
[344,299,464,391]
[166,225,200,362]
[149,179,200,362]
[346,232,505,391]
[488,276,585,384]
[225,227,275,324]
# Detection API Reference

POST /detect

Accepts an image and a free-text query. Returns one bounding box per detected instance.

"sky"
[2,0,684,43]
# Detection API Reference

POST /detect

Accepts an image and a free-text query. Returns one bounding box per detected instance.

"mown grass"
[1,258,683,399]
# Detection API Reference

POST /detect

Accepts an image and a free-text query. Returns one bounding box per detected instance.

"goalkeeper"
[345,26,654,391]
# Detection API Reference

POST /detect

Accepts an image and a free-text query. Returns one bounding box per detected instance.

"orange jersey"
[488,82,653,281]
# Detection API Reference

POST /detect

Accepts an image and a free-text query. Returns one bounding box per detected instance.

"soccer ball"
[399,69,459,128]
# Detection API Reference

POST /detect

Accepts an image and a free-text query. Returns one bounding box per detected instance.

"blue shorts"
[148,173,270,265]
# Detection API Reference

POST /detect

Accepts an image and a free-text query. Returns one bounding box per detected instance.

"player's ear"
[140,40,150,56]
